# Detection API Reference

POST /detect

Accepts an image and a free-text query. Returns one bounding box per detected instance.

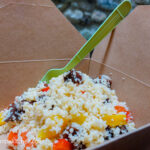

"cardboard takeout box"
[0,1,149,149]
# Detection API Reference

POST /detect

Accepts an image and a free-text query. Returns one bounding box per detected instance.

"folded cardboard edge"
[0,0,54,8]
[0,2,55,9]
[0,59,90,109]
[90,59,150,88]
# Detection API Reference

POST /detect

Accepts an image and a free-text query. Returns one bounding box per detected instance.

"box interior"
[0,2,149,150]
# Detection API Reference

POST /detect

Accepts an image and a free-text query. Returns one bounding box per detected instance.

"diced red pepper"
[41,87,50,92]
[8,131,18,146]
[44,83,48,87]
[81,91,85,94]
[53,139,72,150]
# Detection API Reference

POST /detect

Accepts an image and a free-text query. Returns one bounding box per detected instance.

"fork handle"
[63,0,131,71]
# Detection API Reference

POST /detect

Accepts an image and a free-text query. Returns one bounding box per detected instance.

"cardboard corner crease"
[0,1,149,149]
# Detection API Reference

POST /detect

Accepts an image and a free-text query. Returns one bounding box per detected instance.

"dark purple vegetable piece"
[95,75,112,88]
[104,126,114,140]
[64,70,83,84]
[104,125,128,141]
[4,102,25,122]
[103,98,111,104]
[63,126,86,150]
[22,100,36,105]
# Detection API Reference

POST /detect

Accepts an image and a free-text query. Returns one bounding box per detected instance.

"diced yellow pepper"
[102,114,127,127]
[38,127,57,140]
[38,115,67,140]
[0,113,5,126]
[71,113,86,125]
[64,93,71,97]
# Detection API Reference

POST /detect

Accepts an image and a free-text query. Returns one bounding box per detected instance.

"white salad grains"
[0,69,135,150]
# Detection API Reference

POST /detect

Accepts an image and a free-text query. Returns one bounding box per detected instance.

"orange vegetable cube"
[21,131,28,142]
[115,106,126,113]
[24,140,37,150]
[53,139,72,150]
[20,131,37,150]
[8,131,18,146]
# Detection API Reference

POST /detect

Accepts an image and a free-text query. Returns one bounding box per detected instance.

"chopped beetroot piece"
[106,126,114,138]
[62,126,86,150]
[22,100,36,105]
[103,98,111,104]
[100,75,112,88]
[104,125,128,141]
[28,100,36,105]
[38,95,46,99]
[50,105,55,110]
[64,70,83,84]
[44,83,48,87]
[63,126,79,140]
[104,126,114,140]
[94,75,112,88]
[118,125,128,134]
[73,142,86,150]
[4,102,25,122]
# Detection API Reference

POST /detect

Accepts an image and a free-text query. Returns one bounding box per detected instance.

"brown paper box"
[0,0,86,107]
[0,1,149,150]
[0,0,54,7]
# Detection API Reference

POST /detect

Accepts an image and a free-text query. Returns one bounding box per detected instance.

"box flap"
[91,6,150,86]
[0,0,54,7]
[0,2,85,62]
[0,0,86,108]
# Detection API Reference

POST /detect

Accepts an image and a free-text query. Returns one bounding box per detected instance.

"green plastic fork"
[42,0,131,83]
